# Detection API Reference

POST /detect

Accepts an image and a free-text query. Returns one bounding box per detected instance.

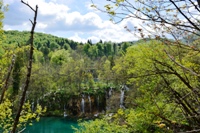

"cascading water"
[97,95,99,112]
[124,85,130,91]
[81,95,85,113]
[64,104,67,117]
[64,112,67,117]
[31,102,34,112]
[88,95,91,113]
[108,87,112,98]
[120,88,125,109]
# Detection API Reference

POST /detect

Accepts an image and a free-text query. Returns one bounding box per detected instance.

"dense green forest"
[3,30,134,59]
[2,30,200,133]
[0,29,138,132]
[2,30,138,94]
[2,30,136,94]
[1,0,200,133]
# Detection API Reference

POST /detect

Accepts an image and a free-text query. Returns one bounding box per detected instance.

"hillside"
[3,30,137,60]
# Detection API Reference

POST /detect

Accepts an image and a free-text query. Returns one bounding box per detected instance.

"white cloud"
[53,11,103,29]
[4,25,12,31]
[4,0,142,43]
[19,0,70,16]
[68,34,87,43]
[37,22,48,29]
[52,0,74,5]
[93,28,134,43]
[39,2,69,16]
[4,23,30,31]
[87,36,101,43]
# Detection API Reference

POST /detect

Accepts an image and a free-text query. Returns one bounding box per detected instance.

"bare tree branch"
[11,1,38,133]
[21,0,36,12]
[0,54,15,104]
[179,128,200,133]
[169,0,200,31]
[198,0,200,8]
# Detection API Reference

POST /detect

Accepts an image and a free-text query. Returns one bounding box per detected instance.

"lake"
[24,117,79,133]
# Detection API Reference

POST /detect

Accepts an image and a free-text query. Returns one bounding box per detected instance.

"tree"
[74,108,166,133]
[91,0,200,40]
[91,0,200,125]
[28,62,54,101]
[11,1,38,132]
[0,0,13,103]
[0,1,46,132]
[0,0,7,42]
[98,59,115,85]
[83,43,90,55]
[121,42,130,52]
[76,40,200,132]
[0,54,15,104]
[58,53,94,93]
[115,40,200,131]
[49,49,71,65]
[88,45,98,58]
[12,47,28,96]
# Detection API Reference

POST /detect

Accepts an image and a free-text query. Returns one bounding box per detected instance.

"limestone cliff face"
[39,87,127,117]
[67,94,106,116]
[40,91,107,117]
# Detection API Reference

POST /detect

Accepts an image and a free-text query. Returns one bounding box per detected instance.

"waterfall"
[64,104,66,110]
[120,89,125,108]
[124,85,130,91]
[81,95,85,113]
[64,104,67,117]
[108,87,112,98]
[88,95,91,113]
[97,95,99,112]
[64,111,67,117]
[31,102,34,112]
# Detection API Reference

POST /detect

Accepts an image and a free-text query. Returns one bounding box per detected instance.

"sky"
[3,0,140,43]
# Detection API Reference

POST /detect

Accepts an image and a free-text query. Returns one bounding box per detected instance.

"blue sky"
[3,0,141,43]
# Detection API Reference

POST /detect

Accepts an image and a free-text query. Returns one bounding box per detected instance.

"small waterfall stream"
[88,95,91,113]
[64,104,67,117]
[108,87,112,98]
[64,104,66,110]
[120,89,125,109]
[97,95,99,112]
[81,95,85,113]
[31,102,34,112]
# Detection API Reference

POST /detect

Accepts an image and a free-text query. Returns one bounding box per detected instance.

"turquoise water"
[24,117,79,133]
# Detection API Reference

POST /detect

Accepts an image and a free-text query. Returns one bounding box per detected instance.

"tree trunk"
[0,54,15,103]
[11,1,38,132]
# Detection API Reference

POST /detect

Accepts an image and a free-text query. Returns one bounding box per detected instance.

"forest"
[1,0,200,133]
